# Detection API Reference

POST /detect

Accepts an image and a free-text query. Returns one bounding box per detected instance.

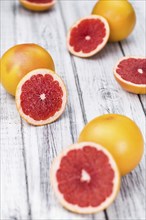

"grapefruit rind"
[15,68,67,126]
[19,0,56,11]
[114,56,146,94]
[67,15,110,58]
[50,142,120,214]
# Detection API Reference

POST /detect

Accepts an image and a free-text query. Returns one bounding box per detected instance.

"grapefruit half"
[114,57,146,94]
[19,0,55,11]
[50,142,120,214]
[67,15,110,58]
[15,69,67,126]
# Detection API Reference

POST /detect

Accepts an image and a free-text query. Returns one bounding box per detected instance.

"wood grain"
[1,0,145,220]
[1,1,30,219]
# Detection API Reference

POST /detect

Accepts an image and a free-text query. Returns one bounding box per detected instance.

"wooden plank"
[59,1,145,220]
[1,3,29,220]
[0,89,30,220]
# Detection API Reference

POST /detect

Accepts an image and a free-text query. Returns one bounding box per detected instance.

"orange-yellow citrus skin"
[78,114,144,176]
[114,73,146,94]
[1,44,55,96]
[19,0,55,12]
[92,0,136,42]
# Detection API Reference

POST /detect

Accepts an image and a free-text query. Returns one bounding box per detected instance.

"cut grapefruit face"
[67,15,110,58]
[114,57,146,94]
[15,69,67,126]
[50,142,120,214]
[19,0,55,11]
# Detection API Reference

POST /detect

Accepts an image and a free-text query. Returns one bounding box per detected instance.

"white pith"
[85,36,91,41]
[81,169,91,183]
[50,142,120,214]
[138,68,143,74]
[114,56,146,88]
[40,93,46,100]
[15,68,67,126]
[67,15,110,58]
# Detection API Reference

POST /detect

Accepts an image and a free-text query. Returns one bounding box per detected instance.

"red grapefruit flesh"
[50,142,120,214]
[67,15,110,58]
[114,57,146,94]
[15,69,67,126]
[19,0,55,11]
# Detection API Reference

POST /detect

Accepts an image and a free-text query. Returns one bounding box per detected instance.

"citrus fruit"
[78,114,144,176]
[92,0,136,42]
[1,44,55,96]
[15,69,67,126]
[67,15,110,58]
[114,57,146,94]
[50,142,120,214]
[19,0,55,11]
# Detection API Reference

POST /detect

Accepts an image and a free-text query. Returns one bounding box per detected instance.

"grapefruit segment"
[19,0,55,11]
[15,69,67,126]
[67,15,110,58]
[114,57,146,94]
[50,142,120,214]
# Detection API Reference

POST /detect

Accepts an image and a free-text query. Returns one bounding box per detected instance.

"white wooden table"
[1,0,146,219]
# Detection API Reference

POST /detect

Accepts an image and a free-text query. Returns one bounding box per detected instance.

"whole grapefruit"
[92,0,136,42]
[0,44,55,96]
[78,114,144,176]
